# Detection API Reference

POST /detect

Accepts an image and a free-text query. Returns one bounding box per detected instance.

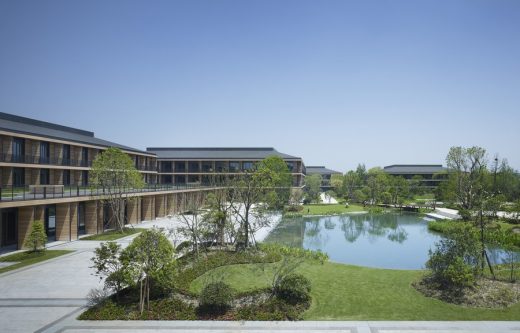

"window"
[11,138,25,163]
[40,169,50,185]
[40,142,50,164]
[201,161,213,172]
[174,161,186,172]
[188,161,200,172]
[63,170,71,186]
[242,161,254,171]
[134,156,139,169]
[160,161,172,172]
[188,175,200,183]
[286,161,295,172]
[175,175,186,184]
[215,161,228,172]
[13,168,25,187]
[82,170,88,186]
[78,202,86,236]
[81,147,89,166]
[161,175,172,184]
[62,145,70,165]
[229,161,240,172]
[45,205,56,242]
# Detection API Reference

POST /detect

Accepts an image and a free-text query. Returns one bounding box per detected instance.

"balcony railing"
[1,153,92,168]
[0,183,210,202]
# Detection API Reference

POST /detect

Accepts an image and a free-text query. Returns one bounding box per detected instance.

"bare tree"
[177,191,206,257]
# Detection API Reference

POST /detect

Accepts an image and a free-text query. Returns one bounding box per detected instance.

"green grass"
[298,204,366,216]
[80,227,143,241]
[0,250,73,274]
[190,261,520,320]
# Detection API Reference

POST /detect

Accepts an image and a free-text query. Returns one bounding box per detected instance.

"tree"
[389,176,409,205]
[204,188,232,247]
[343,170,360,201]
[24,220,47,252]
[305,174,322,203]
[90,147,145,232]
[445,146,487,211]
[255,156,292,209]
[121,229,175,314]
[366,168,389,204]
[90,241,132,300]
[178,192,207,257]
[409,175,424,196]
[330,174,344,196]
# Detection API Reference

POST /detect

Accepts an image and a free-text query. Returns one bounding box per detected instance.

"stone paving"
[0,218,518,332]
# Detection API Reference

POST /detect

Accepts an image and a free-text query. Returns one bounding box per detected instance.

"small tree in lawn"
[178,191,207,257]
[304,174,322,203]
[204,186,232,248]
[24,220,47,252]
[121,228,175,314]
[90,147,144,232]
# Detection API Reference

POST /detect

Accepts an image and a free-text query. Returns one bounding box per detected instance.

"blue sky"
[1,0,519,171]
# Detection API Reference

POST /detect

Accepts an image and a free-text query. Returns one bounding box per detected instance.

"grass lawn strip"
[0,250,74,274]
[190,260,520,320]
[80,227,144,241]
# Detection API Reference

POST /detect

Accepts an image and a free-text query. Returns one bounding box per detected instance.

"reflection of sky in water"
[265,213,519,270]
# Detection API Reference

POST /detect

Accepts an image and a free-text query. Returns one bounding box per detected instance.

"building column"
[70,203,78,240]
[1,167,12,186]
[141,196,153,221]
[127,199,139,225]
[154,194,165,218]
[85,201,98,235]
[18,206,34,249]
[56,203,71,241]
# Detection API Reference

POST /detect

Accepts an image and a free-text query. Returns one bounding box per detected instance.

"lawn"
[299,203,366,216]
[80,227,143,241]
[0,250,73,274]
[190,261,520,320]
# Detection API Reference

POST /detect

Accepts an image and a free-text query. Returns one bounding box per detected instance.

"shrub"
[24,220,47,252]
[275,273,311,304]
[444,257,475,288]
[198,281,234,314]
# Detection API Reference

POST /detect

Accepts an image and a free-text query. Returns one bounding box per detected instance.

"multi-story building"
[147,147,306,187]
[383,164,448,187]
[305,166,342,190]
[0,113,211,253]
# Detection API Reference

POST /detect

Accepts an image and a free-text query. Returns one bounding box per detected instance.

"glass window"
[286,161,295,172]
[229,161,240,172]
[40,169,50,185]
[201,161,213,172]
[45,205,56,242]
[215,161,228,172]
[62,145,70,165]
[175,175,186,184]
[174,161,186,172]
[40,142,50,164]
[162,175,172,184]
[188,161,200,172]
[12,138,25,162]
[78,202,86,236]
[242,161,254,171]
[82,170,88,186]
[81,147,89,166]
[13,168,25,186]
[188,175,200,183]
[160,161,172,172]
[63,170,71,186]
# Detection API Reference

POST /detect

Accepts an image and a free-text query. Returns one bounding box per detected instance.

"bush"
[198,281,234,314]
[275,273,311,304]
[24,220,47,252]
[444,257,475,288]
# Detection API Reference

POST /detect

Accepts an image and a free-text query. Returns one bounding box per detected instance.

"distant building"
[383,164,448,187]
[305,166,342,190]
[147,147,305,188]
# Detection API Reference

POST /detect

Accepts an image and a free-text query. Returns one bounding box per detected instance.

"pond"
[264,212,518,270]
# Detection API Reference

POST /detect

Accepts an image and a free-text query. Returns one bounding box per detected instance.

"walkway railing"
[0,183,212,202]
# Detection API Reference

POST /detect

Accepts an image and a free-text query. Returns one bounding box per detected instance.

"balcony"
[0,183,213,202]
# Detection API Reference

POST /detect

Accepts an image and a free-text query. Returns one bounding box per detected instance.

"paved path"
[1,218,519,332]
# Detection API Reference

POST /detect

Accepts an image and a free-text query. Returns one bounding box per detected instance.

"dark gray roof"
[306,166,342,175]
[0,112,152,155]
[383,164,447,174]
[146,147,301,160]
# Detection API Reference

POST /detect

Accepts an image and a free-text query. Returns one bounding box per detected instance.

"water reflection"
[264,212,518,270]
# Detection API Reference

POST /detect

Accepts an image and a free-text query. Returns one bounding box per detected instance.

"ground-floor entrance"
[0,208,18,251]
